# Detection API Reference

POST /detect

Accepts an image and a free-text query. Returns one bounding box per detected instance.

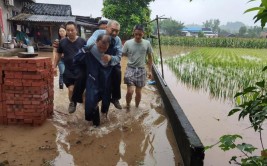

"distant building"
[181,27,218,38]
[181,27,202,37]
[1,1,99,48]
[201,28,218,38]
[0,0,36,45]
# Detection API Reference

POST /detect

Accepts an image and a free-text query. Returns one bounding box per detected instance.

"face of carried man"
[96,36,110,53]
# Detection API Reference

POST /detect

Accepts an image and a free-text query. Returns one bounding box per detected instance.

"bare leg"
[126,85,134,107]
[68,85,74,102]
[82,90,86,109]
[67,85,76,114]
[135,87,142,107]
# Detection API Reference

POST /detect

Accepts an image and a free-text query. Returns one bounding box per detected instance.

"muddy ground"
[0,52,183,166]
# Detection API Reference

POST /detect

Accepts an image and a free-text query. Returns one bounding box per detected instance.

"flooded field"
[156,46,267,165]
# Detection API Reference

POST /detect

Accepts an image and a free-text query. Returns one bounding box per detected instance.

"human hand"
[53,67,58,76]
[147,71,153,79]
[102,54,111,63]
[53,39,59,48]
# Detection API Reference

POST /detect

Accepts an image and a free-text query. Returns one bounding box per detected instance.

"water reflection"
[51,69,182,166]
[52,124,74,166]
[154,45,267,165]
[162,63,267,165]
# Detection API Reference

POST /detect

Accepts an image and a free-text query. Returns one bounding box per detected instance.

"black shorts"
[63,68,80,87]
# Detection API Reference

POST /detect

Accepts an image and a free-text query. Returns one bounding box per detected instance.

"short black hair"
[98,20,108,26]
[65,21,77,29]
[134,24,144,31]
[96,34,111,44]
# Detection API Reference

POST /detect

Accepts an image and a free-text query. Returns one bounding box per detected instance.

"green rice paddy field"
[153,45,267,164]
[154,46,267,101]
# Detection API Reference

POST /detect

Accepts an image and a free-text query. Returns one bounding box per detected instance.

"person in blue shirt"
[86,20,123,109]
[73,34,113,126]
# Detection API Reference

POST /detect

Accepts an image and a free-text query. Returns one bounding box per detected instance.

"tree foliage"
[102,0,154,39]
[239,26,247,36]
[245,0,267,28]
[203,19,220,33]
[152,18,184,36]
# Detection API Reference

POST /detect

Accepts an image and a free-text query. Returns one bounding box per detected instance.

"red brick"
[0,86,2,101]
[0,57,52,126]
[0,116,7,125]
[8,118,17,124]
[24,119,33,124]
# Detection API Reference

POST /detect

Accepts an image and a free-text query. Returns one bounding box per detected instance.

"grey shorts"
[124,66,146,87]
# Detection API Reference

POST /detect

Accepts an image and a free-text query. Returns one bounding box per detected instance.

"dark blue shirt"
[58,37,86,72]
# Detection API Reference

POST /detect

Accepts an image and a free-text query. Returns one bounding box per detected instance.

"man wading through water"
[122,25,153,109]
[73,34,113,126]
[70,20,123,113]
[53,21,86,113]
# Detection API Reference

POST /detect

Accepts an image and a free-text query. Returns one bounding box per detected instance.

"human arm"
[121,41,128,57]
[147,42,153,79]
[73,47,88,65]
[52,39,60,76]
[52,39,59,65]
[147,53,153,79]
[108,38,122,66]
[53,52,61,76]
[86,30,104,46]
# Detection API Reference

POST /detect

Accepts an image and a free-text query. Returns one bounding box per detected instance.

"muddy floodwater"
[162,64,267,165]
[0,52,183,166]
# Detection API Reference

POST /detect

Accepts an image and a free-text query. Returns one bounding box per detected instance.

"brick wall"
[0,57,54,125]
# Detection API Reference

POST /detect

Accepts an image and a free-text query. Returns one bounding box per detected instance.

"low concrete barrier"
[152,64,205,166]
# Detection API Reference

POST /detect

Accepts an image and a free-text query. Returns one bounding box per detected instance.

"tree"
[219,29,230,37]
[153,18,184,36]
[203,19,220,33]
[203,20,213,28]
[239,26,247,37]
[102,0,154,39]
[198,31,205,37]
[213,19,220,33]
[246,26,265,38]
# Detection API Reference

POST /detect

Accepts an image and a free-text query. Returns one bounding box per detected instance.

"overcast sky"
[35,0,261,26]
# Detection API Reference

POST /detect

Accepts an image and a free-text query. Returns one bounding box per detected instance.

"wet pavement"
[0,52,183,166]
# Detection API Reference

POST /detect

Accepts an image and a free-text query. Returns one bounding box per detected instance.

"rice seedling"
[152,37,267,49]
[157,46,267,101]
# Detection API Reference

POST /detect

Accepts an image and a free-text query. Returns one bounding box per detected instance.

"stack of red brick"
[0,57,54,125]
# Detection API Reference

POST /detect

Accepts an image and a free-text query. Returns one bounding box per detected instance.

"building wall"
[1,0,25,42]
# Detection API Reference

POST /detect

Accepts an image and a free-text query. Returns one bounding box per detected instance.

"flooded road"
[0,52,183,166]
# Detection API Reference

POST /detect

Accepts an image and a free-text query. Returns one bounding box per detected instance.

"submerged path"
[0,52,183,166]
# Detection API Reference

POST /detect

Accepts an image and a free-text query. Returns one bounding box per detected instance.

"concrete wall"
[152,64,205,166]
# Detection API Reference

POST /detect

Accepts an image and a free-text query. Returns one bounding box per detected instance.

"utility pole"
[150,15,167,79]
